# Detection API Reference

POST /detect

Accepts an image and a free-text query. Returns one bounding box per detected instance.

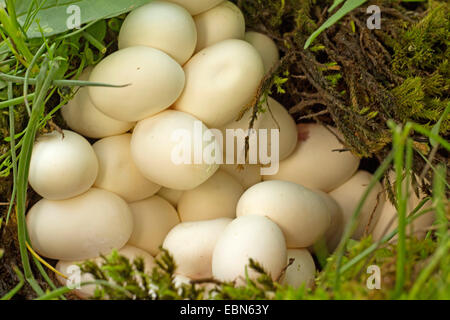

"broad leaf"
[2,0,152,38]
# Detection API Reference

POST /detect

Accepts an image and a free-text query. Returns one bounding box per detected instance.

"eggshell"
[281,249,316,289]
[165,0,224,15]
[245,31,279,73]
[157,187,184,207]
[263,123,360,192]
[212,215,286,282]
[27,188,133,260]
[237,180,330,247]
[174,39,264,128]
[88,46,185,122]
[28,130,98,200]
[127,196,180,256]
[372,172,435,241]
[316,190,344,252]
[131,110,219,190]
[93,134,161,202]
[118,1,197,65]
[56,245,155,299]
[329,170,385,240]
[163,218,232,279]
[222,97,297,163]
[220,164,262,189]
[178,171,243,221]
[61,67,134,138]
[194,1,245,52]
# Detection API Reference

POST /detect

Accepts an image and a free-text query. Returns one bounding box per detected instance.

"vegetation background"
[0,0,448,300]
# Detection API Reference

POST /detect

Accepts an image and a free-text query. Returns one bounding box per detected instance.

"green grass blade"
[304,0,368,49]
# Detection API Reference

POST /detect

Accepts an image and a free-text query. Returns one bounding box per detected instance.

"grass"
[0,0,448,300]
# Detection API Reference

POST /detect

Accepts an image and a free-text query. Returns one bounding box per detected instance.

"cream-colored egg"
[28,130,98,200]
[245,31,279,73]
[237,180,330,248]
[157,187,184,207]
[27,188,133,260]
[178,171,243,221]
[220,164,262,189]
[372,172,434,241]
[174,39,264,128]
[315,190,344,252]
[61,68,135,139]
[222,97,297,163]
[131,110,219,190]
[127,196,180,256]
[56,245,155,299]
[93,134,161,202]
[263,123,360,192]
[88,46,185,122]
[163,218,232,279]
[194,1,245,52]
[212,215,287,282]
[282,249,316,289]
[165,0,224,15]
[329,170,385,240]
[118,1,197,65]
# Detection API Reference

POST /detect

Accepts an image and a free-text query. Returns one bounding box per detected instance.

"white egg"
[222,97,297,163]
[93,134,160,202]
[165,0,225,15]
[28,130,98,200]
[61,67,135,139]
[131,110,219,190]
[178,170,243,221]
[56,245,155,299]
[237,180,330,248]
[88,46,185,122]
[163,218,232,279]
[127,196,180,256]
[157,187,184,207]
[27,188,133,260]
[315,190,344,252]
[281,249,316,289]
[194,1,245,52]
[174,39,264,128]
[220,164,262,189]
[118,1,197,65]
[245,31,279,73]
[372,172,434,241]
[329,170,385,240]
[212,215,287,282]
[264,123,360,192]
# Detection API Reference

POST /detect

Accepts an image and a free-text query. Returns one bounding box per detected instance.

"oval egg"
[236,180,331,248]
[131,110,219,190]
[212,215,287,282]
[163,218,232,279]
[27,188,133,260]
[174,39,264,128]
[127,195,180,256]
[281,249,316,289]
[119,1,197,65]
[263,123,360,192]
[88,46,185,122]
[329,170,385,240]
[245,31,279,73]
[93,134,161,202]
[194,1,245,52]
[178,170,244,221]
[28,130,98,200]
[61,67,135,139]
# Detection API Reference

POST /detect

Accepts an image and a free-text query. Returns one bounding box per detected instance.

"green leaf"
[9,0,153,38]
[304,0,367,49]
[430,102,450,147]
